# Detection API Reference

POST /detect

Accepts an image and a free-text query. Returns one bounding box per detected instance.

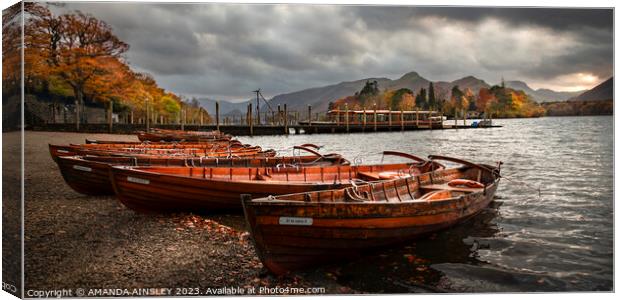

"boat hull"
[56,157,115,196]
[242,180,498,274]
[55,155,349,196]
[110,167,346,212]
[108,162,430,213]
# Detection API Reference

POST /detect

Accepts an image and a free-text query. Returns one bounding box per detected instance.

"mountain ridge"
[504,80,585,103]
[198,72,591,115]
[569,77,613,101]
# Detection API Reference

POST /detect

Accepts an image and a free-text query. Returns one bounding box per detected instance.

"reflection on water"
[239,116,613,292]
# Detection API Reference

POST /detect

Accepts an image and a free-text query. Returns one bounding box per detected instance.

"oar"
[383,151,445,169]
[428,155,541,197]
[294,145,347,165]
[293,145,324,158]
[299,143,322,150]
[428,155,499,176]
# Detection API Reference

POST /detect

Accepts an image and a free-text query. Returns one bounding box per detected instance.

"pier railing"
[29,101,497,136]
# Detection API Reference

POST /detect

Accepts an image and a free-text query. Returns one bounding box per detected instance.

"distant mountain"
[200,72,585,115]
[197,98,251,116]
[505,80,584,102]
[264,72,493,113]
[569,77,613,101]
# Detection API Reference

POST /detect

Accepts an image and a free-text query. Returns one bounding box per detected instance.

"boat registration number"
[279,217,313,226]
[127,176,150,185]
[73,165,92,172]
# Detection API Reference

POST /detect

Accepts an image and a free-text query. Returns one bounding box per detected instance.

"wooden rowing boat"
[241,155,501,274]
[137,129,231,142]
[109,152,443,213]
[55,150,350,196]
[84,139,242,147]
[48,144,275,161]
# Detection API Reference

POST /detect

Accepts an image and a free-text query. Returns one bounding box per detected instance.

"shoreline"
[14,131,443,294]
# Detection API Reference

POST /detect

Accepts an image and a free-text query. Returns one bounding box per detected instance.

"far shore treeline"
[2,2,211,130]
[328,80,611,119]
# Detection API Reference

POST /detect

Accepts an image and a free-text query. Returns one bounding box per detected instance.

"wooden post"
[373,104,377,132]
[75,94,80,131]
[388,110,392,128]
[130,110,134,124]
[256,96,260,126]
[248,103,253,136]
[336,108,340,126]
[107,100,113,133]
[345,103,349,133]
[145,99,150,132]
[284,104,288,135]
[362,107,367,130]
[215,101,220,131]
[440,111,444,129]
[400,109,404,131]
[463,109,466,126]
[308,105,312,126]
[416,108,419,127]
[430,111,433,130]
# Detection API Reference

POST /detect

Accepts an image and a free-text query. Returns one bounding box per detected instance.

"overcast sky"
[54,3,613,100]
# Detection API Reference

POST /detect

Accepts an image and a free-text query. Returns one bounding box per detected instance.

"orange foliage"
[9,2,203,125]
[476,88,497,112]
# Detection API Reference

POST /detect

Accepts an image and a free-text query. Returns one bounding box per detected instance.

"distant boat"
[242,155,501,274]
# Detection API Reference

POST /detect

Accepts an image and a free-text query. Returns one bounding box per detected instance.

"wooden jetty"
[35,100,501,136]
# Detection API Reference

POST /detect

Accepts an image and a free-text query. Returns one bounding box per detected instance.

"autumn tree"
[2,2,22,97]
[17,2,196,129]
[26,5,129,129]
[390,88,413,110]
[476,88,497,113]
[82,56,133,131]
[463,88,476,111]
[400,92,415,111]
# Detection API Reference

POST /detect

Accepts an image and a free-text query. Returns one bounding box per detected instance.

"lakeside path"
[18,131,359,295]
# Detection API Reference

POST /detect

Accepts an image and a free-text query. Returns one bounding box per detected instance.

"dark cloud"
[54,2,613,99]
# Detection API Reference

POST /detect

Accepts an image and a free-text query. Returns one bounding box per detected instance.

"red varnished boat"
[241,155,501,274]
[85,138,234,145]
[137,129,231,142]
[55,149,349,196]
[49,143,275,161]
[82,140,243,147]
[109,152,443,213]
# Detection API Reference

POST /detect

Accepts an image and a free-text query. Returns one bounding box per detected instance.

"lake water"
[239,116,613,292]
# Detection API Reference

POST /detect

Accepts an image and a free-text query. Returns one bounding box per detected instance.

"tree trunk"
[107,101,113,133]
[75,88,82,131]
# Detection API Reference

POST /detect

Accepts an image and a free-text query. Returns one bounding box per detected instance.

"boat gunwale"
[108,162,426,186]
[244,179,498,206]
